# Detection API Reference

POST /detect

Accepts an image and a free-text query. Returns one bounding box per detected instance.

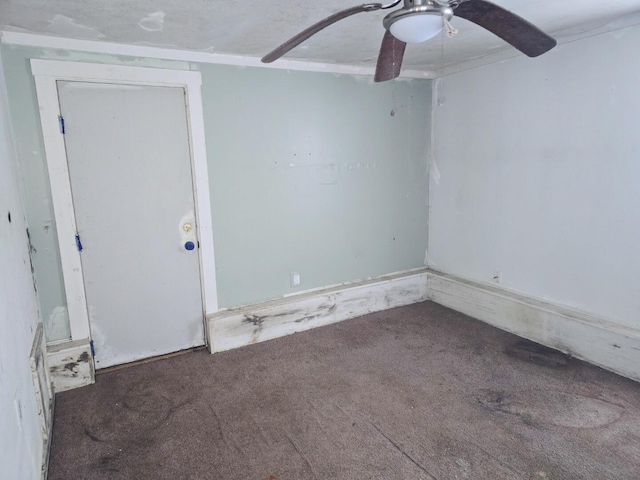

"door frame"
[31,59,219,344]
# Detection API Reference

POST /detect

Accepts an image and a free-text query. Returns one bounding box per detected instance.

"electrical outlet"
[290,272,301,287]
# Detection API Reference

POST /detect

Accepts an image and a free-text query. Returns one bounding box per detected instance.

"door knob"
[184,241,195,251]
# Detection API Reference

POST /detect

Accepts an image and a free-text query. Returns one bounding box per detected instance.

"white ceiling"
[2,0,640,73]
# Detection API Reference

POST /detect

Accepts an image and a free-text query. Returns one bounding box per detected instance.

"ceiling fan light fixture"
[383,1,453,44]
[263,0,557,82]
[389,14,443,43]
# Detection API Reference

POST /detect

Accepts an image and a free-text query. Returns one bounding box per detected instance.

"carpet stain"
[475,389,513,414]
[47,302,640,480]
[84,428,104,443]
[504,340,570,368]
[476,388,625,428]
[97,454,119,473]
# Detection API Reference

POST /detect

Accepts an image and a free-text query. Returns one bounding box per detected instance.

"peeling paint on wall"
[47,15,105,40]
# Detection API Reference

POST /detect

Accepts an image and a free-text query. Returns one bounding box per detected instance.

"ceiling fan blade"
[374,31,407,82]
[262,4,382,63]
[454,0,556,57]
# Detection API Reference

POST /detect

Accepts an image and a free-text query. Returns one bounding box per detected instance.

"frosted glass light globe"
[389,14,444,43]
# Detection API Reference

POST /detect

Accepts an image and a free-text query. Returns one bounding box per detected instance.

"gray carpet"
[48,301,640,479]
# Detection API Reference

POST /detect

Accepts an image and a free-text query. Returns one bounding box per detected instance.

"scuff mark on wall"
[88,308,115,368]
[47,15,105,40]
[138,12,166,32]
[25,228,37,292]
[430,158,440,186]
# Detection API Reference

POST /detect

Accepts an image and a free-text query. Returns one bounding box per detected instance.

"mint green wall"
[1,44,431,343]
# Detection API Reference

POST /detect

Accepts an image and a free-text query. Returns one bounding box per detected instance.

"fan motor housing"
[383,1,454,32]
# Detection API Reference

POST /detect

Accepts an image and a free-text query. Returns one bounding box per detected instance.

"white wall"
[0,49,44,480]
[429,24,640,331]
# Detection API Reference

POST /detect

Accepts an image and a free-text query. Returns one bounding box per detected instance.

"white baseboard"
[47,339,95,393]
[207,267,640,384]
[427,271,640,383]
[29,324,55,480]
[48,269,639,393]
[206,269,430,353]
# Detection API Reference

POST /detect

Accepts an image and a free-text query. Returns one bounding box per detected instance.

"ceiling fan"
[261,0,557,82]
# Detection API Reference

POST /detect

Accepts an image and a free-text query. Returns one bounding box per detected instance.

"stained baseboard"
[207,267,640,382]
[427,271,640,383]
[51,269,640,393]
[206,269,430,353]
[47,339,95,393]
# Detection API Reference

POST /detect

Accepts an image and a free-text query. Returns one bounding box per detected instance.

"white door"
[58,81,204,369]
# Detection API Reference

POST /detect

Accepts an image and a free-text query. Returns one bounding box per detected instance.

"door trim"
[31,59,219,343]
